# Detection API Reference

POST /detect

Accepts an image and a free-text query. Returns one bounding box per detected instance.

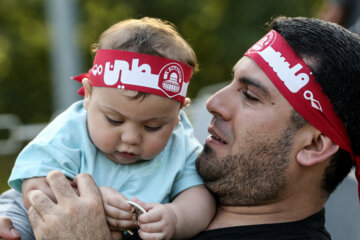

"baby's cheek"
[143,139,169,159]
[92,131,116,152]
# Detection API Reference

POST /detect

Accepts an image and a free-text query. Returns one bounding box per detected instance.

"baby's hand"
[132,198,177,240]
[99,186,136,232]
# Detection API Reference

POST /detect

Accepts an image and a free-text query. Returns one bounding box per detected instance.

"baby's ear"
[182,98,191,109]
[82,78,92,110]
[296,132,339,167]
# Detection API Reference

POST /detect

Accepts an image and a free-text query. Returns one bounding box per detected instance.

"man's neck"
[207,196,326,230]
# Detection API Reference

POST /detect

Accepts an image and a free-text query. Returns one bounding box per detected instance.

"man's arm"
[27,170,112,240]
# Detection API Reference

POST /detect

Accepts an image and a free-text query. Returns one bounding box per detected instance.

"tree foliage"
[0,0,323,123]
[0,0,323,191]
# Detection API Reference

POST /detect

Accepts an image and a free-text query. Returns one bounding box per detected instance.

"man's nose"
[206,85,232,121]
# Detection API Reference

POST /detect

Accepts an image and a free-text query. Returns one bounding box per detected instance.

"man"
[319,0,360,34]
[0,16,359,240]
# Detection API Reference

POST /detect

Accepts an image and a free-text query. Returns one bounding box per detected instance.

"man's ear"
[82,78,92,110]
[296,131,339,167]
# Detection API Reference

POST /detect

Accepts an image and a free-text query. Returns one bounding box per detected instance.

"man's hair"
[92,17,198,101]
[270,16,360,194]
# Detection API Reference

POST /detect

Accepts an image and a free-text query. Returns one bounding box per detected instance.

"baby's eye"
[106,116,123,125]
[144,125,162,132]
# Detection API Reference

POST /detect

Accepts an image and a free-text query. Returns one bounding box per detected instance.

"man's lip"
[208,126,227,144]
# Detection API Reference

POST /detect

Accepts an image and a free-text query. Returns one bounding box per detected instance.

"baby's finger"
[106,216,136,231]
[130,197,153,212]
[138,220,164,234]
[138,230,164,240]
[104,203,134,220]
[138,208,161,224]
[101,188,132,211]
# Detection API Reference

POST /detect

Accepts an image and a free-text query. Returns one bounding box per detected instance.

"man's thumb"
[0,217,21,240]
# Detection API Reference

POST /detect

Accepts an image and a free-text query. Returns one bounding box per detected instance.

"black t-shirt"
[191,210,330,240]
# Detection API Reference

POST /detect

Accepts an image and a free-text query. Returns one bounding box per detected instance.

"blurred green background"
[0,0,324,192]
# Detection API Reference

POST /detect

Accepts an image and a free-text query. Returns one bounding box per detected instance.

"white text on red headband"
[88,49,192,103]
[244,30,352,159]
[245,30,360,202]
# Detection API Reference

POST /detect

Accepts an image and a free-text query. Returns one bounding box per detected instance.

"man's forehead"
[233,56,265,75]
[233,57,274,89]
[233,56,293,106]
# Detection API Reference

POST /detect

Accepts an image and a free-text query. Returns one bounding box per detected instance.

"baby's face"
[84,87,181,164]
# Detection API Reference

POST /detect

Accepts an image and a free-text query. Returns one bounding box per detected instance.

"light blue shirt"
[9,101,203,203]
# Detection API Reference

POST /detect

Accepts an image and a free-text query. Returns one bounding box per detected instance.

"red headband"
[245,30,360,201]
[72,49,192,103]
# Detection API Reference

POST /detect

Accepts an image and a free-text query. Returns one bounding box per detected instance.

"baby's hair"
[90,17,197,103]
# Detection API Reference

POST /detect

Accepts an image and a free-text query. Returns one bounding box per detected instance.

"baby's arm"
[22,177,57,210]
[22,176,78,210]
[137,185,216,239]
[168,185,215,238]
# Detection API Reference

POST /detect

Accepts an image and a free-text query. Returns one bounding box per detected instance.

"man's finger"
[27,189,55,217]
[0,217,21,240]
[106,216,135,231]
[28,206,43,234]
[46,170,77,204]
[73,173,102,201]
[110,230,123,240]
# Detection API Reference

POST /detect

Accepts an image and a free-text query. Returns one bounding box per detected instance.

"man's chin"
[202,143,212,154]
[196,144,213,167]
[196,144,219,181]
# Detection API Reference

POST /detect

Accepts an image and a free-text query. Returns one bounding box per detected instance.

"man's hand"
[0,217,21,240]
[27,170,112,240]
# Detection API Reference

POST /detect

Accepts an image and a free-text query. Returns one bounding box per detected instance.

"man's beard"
[196,127,296,206]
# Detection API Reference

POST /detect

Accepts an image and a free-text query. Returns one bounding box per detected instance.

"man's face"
[196,56,300,206]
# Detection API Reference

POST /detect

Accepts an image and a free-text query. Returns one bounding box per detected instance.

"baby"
[7,17,215,239]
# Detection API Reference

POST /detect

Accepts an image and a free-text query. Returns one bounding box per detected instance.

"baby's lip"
[118,151,138,157]
[120,151,136,156]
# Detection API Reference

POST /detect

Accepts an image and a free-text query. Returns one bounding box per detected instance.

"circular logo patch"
[248,30,276,53]
[158,63,184,98]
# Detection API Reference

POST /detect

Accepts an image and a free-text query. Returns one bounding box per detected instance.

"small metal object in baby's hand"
[126,200,147,236]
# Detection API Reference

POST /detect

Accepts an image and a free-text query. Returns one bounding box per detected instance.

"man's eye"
[242,91,259,102]
[106,116,123,125]
[144,126,162,132]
